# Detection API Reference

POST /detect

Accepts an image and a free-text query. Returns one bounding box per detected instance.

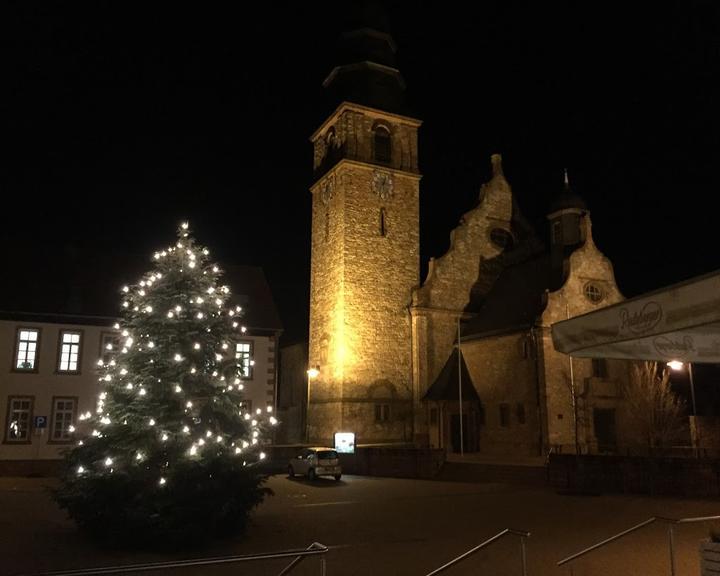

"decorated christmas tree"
[54,223,275,546]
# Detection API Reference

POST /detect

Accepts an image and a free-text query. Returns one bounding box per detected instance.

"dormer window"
[373,125,391,163]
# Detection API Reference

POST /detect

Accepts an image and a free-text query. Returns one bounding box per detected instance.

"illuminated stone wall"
[410,155,513,443]
[308,103,421,445]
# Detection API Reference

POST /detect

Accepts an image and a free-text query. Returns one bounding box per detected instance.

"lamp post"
[306,366,320,443]
[667,360,697,457]
[667,360,696,417]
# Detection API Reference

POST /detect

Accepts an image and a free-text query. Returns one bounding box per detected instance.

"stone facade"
[410,155,512,443]
[302,27,663,458]
[307,102,421,445]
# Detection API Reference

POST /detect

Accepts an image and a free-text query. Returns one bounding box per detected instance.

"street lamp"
[666,360,696,417]
[667,360,698,457]
[305,365,320,442]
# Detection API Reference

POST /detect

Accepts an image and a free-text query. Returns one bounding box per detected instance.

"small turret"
[547,169,588,287]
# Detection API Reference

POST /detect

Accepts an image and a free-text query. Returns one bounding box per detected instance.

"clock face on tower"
[372,170,394,201]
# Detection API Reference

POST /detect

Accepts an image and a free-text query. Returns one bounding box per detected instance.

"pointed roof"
[423,348,479,402]
[548,169,587,215]
[223,265,283,333]
[322,4,408,114]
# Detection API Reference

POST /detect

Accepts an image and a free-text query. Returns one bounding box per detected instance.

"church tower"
[307,18,421,444]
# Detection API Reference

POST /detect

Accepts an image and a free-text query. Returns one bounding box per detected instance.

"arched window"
[374,125,391,163]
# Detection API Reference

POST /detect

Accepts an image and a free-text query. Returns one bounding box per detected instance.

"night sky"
[6,1,720,344]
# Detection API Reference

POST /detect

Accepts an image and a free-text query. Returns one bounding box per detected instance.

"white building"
[0,265,282,474]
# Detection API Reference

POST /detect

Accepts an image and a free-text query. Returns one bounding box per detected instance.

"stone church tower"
[307,23,421,444]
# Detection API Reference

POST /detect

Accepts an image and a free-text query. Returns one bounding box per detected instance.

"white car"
[288,447,342,481]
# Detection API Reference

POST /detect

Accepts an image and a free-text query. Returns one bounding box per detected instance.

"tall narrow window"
[375,403,390,422]
[552,220,562,244]
[50,397,76,442]
[380,208,387,237]
[100,332,120,364]
[236,341,253,379]
[324,209,330,241]
[592,358,608,378]
[58,331,82,372]
[516,403,526,424]
[5,397,33,442]
[499,403,510,427]
[14,328,39,371]
[374,126,391,163]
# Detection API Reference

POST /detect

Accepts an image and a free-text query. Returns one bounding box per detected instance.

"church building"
[304,22,643,457]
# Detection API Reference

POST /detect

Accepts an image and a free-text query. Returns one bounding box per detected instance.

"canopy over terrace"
[552,270,720,363]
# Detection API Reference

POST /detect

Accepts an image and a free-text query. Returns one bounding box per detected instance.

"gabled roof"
[423,348,479,402]
[462,252,552,341]
[0,254,282,333]
[223,265,283,333]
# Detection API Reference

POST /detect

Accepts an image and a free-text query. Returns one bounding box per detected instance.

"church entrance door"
[593,408,617,453]
[450,414,469,453]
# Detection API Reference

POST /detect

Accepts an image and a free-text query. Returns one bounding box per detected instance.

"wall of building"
[0,319,278,465]
[539,214,633,454]
[410,155,513,443]
[308,103,421,445]
[460,332,542,456]
[237,333,277,415]
[0,319,106,461]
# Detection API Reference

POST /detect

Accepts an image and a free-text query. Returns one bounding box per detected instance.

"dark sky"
[5,1,720,343]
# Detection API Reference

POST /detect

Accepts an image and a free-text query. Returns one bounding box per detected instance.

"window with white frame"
[5,397,33,442]
[58,331,82,372]
[235,341,253,379]
[51,397,76,442]
[100,332,120,364]
[15,329,39,371]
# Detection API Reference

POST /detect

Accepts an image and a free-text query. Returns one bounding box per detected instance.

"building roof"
[223,265,283,333]
[423,348,479,402]
[462,252,552,341]
[0,254,282,333]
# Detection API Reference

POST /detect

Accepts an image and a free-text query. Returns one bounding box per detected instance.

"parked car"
[288,447,342,481]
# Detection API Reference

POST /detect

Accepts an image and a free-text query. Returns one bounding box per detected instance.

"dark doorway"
[593,408,617,453]
[450,414,469,453]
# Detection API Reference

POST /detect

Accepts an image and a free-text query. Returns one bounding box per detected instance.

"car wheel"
[308,468,316,481]
[288,465,295,478]
[334,474,342,481]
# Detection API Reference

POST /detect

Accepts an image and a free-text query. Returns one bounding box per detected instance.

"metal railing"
[22,542,329,576]
[424,528,531,576]
[557,515,720,575]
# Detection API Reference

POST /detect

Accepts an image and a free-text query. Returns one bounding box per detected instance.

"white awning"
[551,270,720,362]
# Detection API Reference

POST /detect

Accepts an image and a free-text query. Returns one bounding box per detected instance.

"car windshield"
[317,450,338,459]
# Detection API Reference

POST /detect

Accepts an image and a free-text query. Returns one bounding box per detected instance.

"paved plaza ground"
[2,474,719,576]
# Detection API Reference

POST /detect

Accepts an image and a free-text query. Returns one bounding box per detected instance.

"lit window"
[5,397,33,442]
[374,403,390,422]
[235,341,253,379]
[100,332,120,364]
[51,397,76,442]
[373,126,391,163]
[584,282,604,303]
[15,329,39,371]
[58,331,82,372]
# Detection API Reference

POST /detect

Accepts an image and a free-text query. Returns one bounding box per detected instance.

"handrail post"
[668,523,676,576]
[520,535,527,576]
